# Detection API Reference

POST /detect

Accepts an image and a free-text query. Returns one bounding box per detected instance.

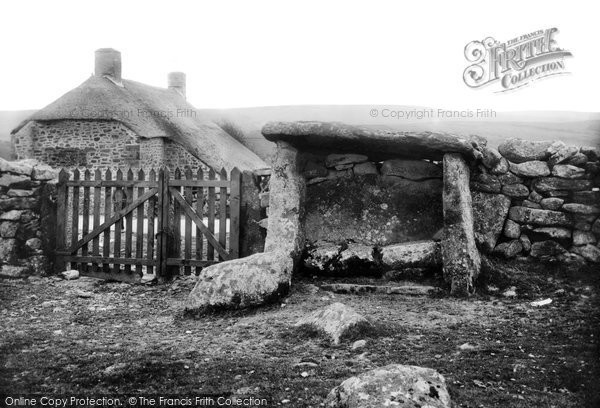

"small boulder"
[571,244,600,263]
[325,364,451,408]
[61,270,80,280]
[573,230,597,246]
[540,197,564,211]
[509,160,550,177]
[508,206,573,227]
[380,241,442,269]
[501,183,529,198]
[503,219,521,239]
[562,203,600,215]
[295,302,370,345]
[493,240,523,258]
[530,241,568,261]
[533,177,593,192]
[552,164,585,179]
[353,162,378,176]
[498,139,552,163]
[186,251,293,312]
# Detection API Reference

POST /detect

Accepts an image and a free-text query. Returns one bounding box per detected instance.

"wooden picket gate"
[55,167,241,282]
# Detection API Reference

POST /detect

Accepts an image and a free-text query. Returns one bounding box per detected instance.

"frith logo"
[463,28,572,92]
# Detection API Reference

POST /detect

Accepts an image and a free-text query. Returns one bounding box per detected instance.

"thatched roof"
[12,76,268,172]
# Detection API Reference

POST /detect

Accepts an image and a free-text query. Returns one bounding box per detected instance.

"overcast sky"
[1,0,598,112]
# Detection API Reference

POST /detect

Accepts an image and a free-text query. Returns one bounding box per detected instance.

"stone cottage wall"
[0,159,57,278]
[472,139,600,266]
[13,120,209,172]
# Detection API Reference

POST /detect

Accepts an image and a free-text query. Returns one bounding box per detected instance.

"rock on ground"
[441,153,480,296]
[185,251,293,313]
[295,302,370,345]
[380,240,441,269]
[325,364,451,408]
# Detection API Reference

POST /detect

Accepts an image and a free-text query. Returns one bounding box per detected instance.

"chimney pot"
[168,72,186,98]
[95,48,122,81]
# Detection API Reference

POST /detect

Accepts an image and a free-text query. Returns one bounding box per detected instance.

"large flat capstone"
[441,153,481,296]
[262,121,483,161]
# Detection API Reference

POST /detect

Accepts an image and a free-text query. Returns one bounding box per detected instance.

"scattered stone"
[481,147,503,169]
[519,235,532,253]
[31,164,58,181]
[562,203,600,215]
[0,238,17,263]
[471,173,501,193]
[352,162,378,176]
[493,240,523,258]
[75,290,94,298]
[566,152,588,166]
[502,287,517,297]
[295,302,370,345]
[547,142,578,166]
[571,244,600,263]
[490,157,509,175]
[0,210,23,221]
[552,164,586,179]
[580,146,600,161]
[7,189,34,197]
[503,220,521,239]
[380,159,442,181]
[573,230,596,246]
[540,197,564,211]
[186,251,293,312]
[25,237,42,251]
[522,200,541,209]
[441,153,480,296]
[472,192,511,252]
[508,206,573,227]
[498,139,552,163]
[531,298,552,307]
[0,221,19,238]
[509,161,550,177]
[325,154,368,168]
[533,177,593,192]
[532,227,571,240]
[502,183,529,198]
[0,265,29,278]
[351,340,367,350]
[0,158,34,176]
[103,362,129,376]
[380,241,441,269]
[61,270,80,280]
[528,191,543,203]
[325,364,451,408]
[530,241,568,260]
[458,343,478,351]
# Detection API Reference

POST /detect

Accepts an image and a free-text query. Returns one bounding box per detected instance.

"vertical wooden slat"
[103,169,112,273]
[159,168,170,279]
[207,168,216,261]
[55,169,69,272]
[81,169,91,273]
[124,169,134,274]
[71,169,80,270]
[195,167,204,274]
[173,168,182,274]
[218,168,228,261]
[184,167,193,275]
[92,169,101,272]
[229,168,241,258]
[146,169,156,276]
[136,169,145,277]
[113,169,123,274]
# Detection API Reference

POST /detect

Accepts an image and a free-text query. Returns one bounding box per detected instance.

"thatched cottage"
[10,48,267,172]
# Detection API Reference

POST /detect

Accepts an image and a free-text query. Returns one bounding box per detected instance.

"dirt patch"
[1,270,599,407]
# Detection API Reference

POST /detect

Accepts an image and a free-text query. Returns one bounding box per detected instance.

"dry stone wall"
[472,139,600,266]
[0,158,57,278]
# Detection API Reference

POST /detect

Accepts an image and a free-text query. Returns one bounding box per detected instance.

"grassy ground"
[0,261,599,407]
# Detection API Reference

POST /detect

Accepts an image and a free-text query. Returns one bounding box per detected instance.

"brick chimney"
[168,72,186,98]
[95,48,122,82]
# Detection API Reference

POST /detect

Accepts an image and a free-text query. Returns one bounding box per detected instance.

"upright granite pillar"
[441,153,481,296]
[185,141,306,313]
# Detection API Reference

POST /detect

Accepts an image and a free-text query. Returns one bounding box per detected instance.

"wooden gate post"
[156,168,169,281]
[54,169,69,273]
